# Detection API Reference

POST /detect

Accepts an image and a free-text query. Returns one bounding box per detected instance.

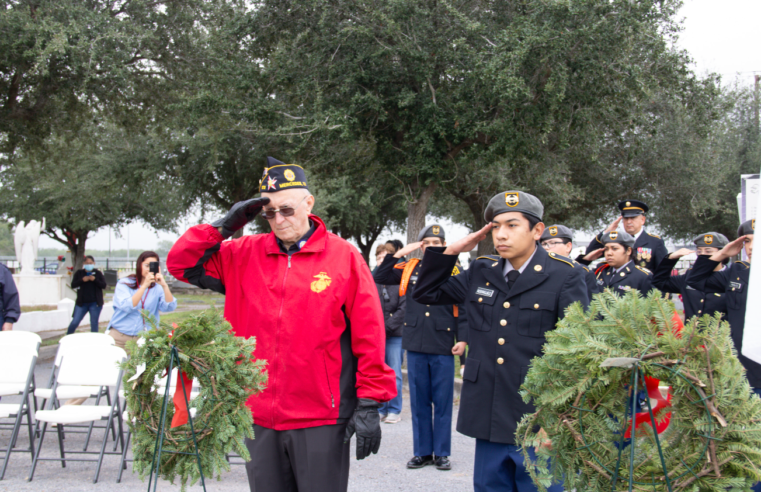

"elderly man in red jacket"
[167,157,396,492]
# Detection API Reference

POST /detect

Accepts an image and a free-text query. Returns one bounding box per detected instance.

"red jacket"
[167,215,396,431]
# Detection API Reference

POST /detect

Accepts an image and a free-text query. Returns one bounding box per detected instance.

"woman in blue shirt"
[108,251,177,350]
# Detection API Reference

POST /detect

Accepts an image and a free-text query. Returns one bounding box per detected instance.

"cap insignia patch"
[432,226,440,235]
[549,226,558,236]
[266,176,278,190]
[610,231,618,240]
[505,192,519,207]
[704,235,713,245]
[626,201,631,206]
[284,169,296,182]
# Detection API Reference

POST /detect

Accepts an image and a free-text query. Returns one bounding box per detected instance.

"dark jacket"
[373,254,468,356]
[586,228,668,272]
[593,261,653,296]
[686,258,760,387]
[412,247,589,444]
[1,264,20,324]
[71,269,108,306]
[376,282,406,338]
[652,256,727,321]
[576,260,600,302]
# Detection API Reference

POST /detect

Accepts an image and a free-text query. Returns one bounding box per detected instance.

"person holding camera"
[66,255,108,334]
[107,251,177,351]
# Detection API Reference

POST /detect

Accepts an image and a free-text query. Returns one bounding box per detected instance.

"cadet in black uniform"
[687,220,757,390]
[652,232,729,320]
[540,224,599,301]
[580,230,653,296]
[585,199,668,272]
[373,224,467,471]
[412,191,588,492]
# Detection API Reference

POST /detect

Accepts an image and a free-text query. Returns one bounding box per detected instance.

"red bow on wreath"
[171,370,194,428]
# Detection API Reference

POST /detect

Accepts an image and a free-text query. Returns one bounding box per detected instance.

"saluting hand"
[712,235,747,262]
[603,216,622,234]
[669,248,695,260]
[443,223,494,256]
[582,248,605,263]
[394,241,423,259]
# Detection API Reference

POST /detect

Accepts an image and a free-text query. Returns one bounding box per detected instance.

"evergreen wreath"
[122,309,267,489]
[517,290,761,492]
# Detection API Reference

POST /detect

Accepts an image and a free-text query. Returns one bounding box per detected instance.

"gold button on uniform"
[698,310,702,314]
[620,272,625,277]
[497,358,504,365]
[425,312,430,317]
[503,302,510,308]
[534,265,542,272]
[534,304,539,309]
[498,338,505,345]
[500,319,507,326]
[485,282,490,286]
[389,313,392,317]
[700,299,704,303]
[447,328,451,331]
[479,298,483,302]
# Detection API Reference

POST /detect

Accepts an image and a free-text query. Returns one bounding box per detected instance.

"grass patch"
[20,304,59,313]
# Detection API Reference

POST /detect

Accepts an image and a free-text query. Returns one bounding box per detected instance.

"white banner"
[741,172,761,365]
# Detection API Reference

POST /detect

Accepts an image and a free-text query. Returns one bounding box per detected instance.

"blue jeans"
[407,350,454,457]
[380,337,403,415]
[474,440,563,492]
[66,302,102,334]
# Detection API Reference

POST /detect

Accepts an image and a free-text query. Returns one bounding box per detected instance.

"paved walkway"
[0,362,475,492]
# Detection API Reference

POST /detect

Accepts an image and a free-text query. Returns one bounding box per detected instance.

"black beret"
[693,232,729,249]
[601,230,635,248]
[418,224,445,242]
[484,190,543,223]
[738,219,755,237]
[618,199,649,218]
[259,156,308,192]
[541,224,573,242]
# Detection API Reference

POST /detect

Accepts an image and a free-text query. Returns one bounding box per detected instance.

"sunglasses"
[261,196,308,220]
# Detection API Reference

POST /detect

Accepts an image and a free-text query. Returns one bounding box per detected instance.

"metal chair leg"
[116,429,131,483]
[28,422,47,481]
[93,412,115,483]
[56,424,66,468]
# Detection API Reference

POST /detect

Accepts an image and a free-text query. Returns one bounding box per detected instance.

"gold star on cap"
[534,265,542,272]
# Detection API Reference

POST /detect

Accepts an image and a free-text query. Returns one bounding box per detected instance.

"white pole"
[742,170,761,364]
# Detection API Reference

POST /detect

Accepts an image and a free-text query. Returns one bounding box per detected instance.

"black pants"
[244,423,350,492]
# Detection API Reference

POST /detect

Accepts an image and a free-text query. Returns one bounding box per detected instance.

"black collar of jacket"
[479,245,550,299]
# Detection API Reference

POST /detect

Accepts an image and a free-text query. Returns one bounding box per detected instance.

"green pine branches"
[517,290,761,492]
[122,310,267,490]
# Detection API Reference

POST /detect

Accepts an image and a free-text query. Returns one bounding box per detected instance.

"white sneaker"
[380,414,388,422]
[385,413,401,424]
[460,366,465,378]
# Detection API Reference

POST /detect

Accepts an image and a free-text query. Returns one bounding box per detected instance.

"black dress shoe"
[406,455,434,469]
[435,456,451,470]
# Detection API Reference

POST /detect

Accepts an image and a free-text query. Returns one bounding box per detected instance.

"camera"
[149,261,160,274]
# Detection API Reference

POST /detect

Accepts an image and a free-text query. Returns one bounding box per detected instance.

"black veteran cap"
[738,219,755,237]
[601,230,635,248]
[618,199,649,218]
[693,232,729,249]
[417,224,445,242]
[484,190,544,222]
[259,157,308,193]
[541,224,573,242]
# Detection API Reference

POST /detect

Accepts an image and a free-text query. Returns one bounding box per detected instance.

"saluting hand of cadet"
[582,248,605,263]
[442,224,494,256]
[394,241,423,258]
[712,235,748,262]
[603,216,623,234]
[669,248,695,260]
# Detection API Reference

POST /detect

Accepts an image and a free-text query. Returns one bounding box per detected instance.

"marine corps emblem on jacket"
[311,272,332,293]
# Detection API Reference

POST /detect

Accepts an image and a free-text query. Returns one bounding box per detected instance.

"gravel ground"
[0,362,475,492]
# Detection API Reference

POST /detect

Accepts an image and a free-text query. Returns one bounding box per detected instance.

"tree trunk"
[406,181,437,259]
[232,228,245,239]
[460,194,495,256]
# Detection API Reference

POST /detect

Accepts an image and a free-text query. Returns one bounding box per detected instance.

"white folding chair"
[0,332,41,401]
[0,343,39,480]
[29,345,127,483]
[34,333,116,446]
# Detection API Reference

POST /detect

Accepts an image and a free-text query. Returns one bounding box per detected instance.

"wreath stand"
[146,346,207,492]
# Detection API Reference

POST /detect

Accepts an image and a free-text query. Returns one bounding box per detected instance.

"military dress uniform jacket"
[576,260,600,302]
[586,229,668,272]
[686,257,761,387]
[373,254,468,356]
[411,246,589,444]
[652,257,727,321]
[594,262,654,296]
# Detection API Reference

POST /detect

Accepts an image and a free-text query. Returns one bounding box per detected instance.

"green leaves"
[517,290,761,491]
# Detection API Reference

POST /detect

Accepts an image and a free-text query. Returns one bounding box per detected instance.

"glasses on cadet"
[261,196,308,220]
[541,240,565,249]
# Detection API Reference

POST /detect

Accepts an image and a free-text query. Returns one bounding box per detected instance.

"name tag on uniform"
[730,282,743,290]
[597,279,604,286]
[618,285,631,291]
[476,287,495,297]
[410,276,418,282]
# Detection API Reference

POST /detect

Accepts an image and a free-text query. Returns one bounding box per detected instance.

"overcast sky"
[36,0,761,258]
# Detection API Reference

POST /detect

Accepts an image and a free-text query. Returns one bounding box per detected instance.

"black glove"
[343,398,382,460]
[211,197,270,239]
